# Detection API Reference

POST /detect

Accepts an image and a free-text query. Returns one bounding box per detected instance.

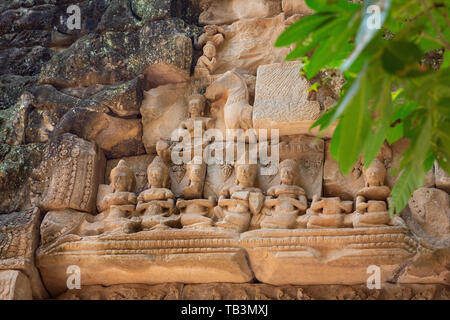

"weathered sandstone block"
[37,229,253,296]
[282,0,313,16]
[0,270,32,300]
[0,207,47,299]
[252,62,325,136]
[141,82,191,153]
[406,188,450,246]
[57,282,450,300]
[199,0,282,25]
[242,227,417,285]
[30,134,105,213]
[213,14,291,76]
[105,154,156,193]
[435,162,450,193]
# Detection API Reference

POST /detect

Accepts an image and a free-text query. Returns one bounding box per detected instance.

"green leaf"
[336,68,372,174]
[442,50,450,69]
[305,17,359,78]
[275,13,335,47]
[390,117,432,214]
[286,16,348,61]
[363,77,393,167]
[330,121,343,159]
[386,122,403,144]
[381,40,424,77]
[390,162,424,215]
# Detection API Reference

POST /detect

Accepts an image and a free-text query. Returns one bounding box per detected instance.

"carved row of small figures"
[84,156,405,235]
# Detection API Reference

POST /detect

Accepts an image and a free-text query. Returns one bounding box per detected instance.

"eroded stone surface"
[57,282,449,300]
[199,0,282,25]
[0,270,32,300]
[0,207,47,299]
[30,133,105,213]
[39,19,193,89]
[213,14,291,76]
[406,188,450,247]
[252,62,323,136]
[282,0,313,16]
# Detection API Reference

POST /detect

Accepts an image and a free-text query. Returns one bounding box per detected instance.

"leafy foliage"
[275,0,450,214]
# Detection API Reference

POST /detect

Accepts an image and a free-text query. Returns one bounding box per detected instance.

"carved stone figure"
[302,196,353,229]
[178,93,215,153]
[259,159,307,229]
[30,133,106,213]
[136,156,180,230]
[353,157,402,228]
[180,94,215,134]
[195,25,225,49]
[205,70,253,130]
[78,160,140,235]
[214,161,264,232]
[176,158,215,229]
[194,41,218,78]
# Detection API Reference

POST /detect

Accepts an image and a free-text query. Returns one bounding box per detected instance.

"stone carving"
[0,207,47,299]
[199,0,282,25]
[0,270,32,300]
[252,62,323,136]
[282,0,314,16]
[259,159,307,229]
[177,158,216,229]
[406,188,450,246]
[194,41,218,79]
[78,160,140,235]
[205,70,253,131]
[214,161,264,232]
[435,162,450,193]
[212,14,291,75]
[323,141,365,200]
[105,154,155,194]
[137,157,180,230]
[195,25,226,49]
[302,196,353,229]
[30,133,105,213]
[56,282,450,300]
[178,93,215,153]
[278,135,324,199]
[140,82,190,153]
[353,157,403,228]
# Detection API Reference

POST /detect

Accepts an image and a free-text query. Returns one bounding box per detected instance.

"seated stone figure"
[194,25,225,50]
[136,156,180,230]
[260,159,307,229]
[303,195,353,229]
[176,158,216,229]
[353,157,404,227]
[79,160,140,235]
[194,41,217,78]
[214,161,264,233]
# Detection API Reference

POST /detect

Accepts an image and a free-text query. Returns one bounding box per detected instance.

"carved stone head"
[147,156,170,189]
[279,159,300,186]
[187,93,206,117]
[204,25,217,35]
[363,158,386,187]
[186,157,206,184]
[235,162,258,188]
[110,160,135,192]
